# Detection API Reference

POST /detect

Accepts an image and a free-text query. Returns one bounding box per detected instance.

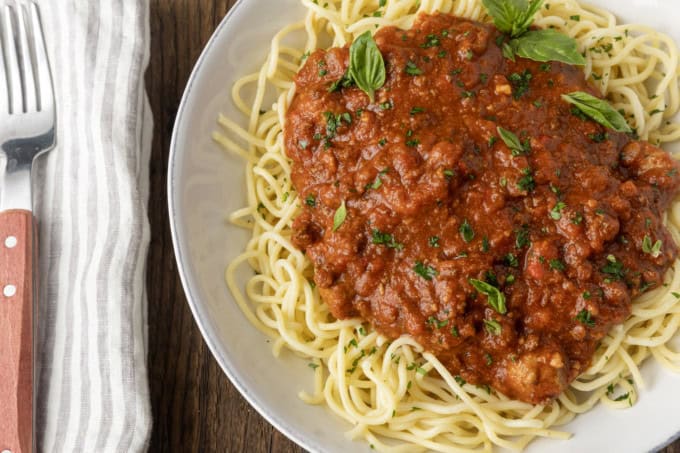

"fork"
[0,2,55,452]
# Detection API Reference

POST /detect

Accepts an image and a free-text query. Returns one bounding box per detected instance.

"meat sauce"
[284,13,680,403]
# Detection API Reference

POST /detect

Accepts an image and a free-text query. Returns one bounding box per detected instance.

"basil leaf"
[515,0,544,35]
[510,29,586,65]
[497,126,524,155]
[333,201,347,231]
[469,279,507,314]
[348,31,386,102]
[482,0,543,37]
[482,0,519,35]
[484,319,502,335]
[562,91,632,132]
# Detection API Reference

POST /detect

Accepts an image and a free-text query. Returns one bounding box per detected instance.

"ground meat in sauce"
[284,13,680,404]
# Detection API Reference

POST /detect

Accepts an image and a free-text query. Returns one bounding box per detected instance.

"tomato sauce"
[284,13,680,403]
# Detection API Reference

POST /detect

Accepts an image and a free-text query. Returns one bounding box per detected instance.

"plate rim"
[166,1,323,452]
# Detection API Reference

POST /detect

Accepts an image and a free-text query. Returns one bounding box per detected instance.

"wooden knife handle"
[0,210,34,453]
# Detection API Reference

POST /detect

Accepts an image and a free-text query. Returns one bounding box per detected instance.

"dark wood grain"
[144,1,680,452]
[145,1,303,452]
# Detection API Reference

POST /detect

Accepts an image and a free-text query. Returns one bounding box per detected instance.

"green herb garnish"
[497,126,530,155]
[459,219,475,243]
[427,316,449,329]
[405,60,423,76]
[482,0,585,64]
[305,194,317,207]
[469,279,507,314]
[549,259,566,271]
[348,31,386,102]
[372,229,404,250]
[642,235,662,258]
[508,70,532,99]
[414,261,438,280]
[482,0,544,38]
[562,91,632,133]
[601,254,625,281]
[515,225,531,249]
[550,201,567,220]
[511,29,586,65]
[576,309,595,327]
[517,167,535,192]
[484,319,502,335]
[333,201,347,231]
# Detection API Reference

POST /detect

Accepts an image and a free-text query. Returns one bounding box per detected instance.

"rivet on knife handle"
[0,210,34,453]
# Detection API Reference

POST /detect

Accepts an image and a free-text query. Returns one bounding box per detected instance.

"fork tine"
[3,5,22,114]
[29,1,51,114]
[0,12,9,113]
[16,3,36,112]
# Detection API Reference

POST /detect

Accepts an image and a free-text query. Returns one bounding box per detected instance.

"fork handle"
[0,210,34,453]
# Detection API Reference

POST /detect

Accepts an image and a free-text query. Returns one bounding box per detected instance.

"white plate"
[168,1,680,451]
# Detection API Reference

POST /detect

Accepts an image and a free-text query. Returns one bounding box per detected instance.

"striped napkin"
[29,1,153,451]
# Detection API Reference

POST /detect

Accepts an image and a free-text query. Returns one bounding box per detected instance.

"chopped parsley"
[372,229,404,250]
[459,219,474,243]
[328,73,353,93]
[614,392,630,402]
[642,235,662,258]
[505,253,519,268]
[588,132,609,143]
[517,168,536,192]
[482,236,490,253]
[368,167,389,190]
[421,33,440,48]
[601,254,625,281]
[410,106,425,115]
[484,319,502,335]
[305,194,317,207]
[405,60,423,75]
[414,261,438,280]
[515,226,531,249]
[429,236,440,248]
[508,69,532,100]
[550,201,567,220]
[323,111,351,140]
[333,201,347,231]
[576,309,596,327]
[469,279,507,314]
[549,259,566,271]
[427,316,449,329]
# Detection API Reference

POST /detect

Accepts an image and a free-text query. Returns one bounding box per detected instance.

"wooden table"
[144,1,680,451]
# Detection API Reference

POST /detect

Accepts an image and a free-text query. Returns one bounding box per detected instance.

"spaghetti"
[214,0,680,451]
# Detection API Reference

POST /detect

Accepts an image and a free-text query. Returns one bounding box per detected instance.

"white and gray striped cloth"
[31,0,152,451]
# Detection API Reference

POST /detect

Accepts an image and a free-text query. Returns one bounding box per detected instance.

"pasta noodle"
[214,0,680,450]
